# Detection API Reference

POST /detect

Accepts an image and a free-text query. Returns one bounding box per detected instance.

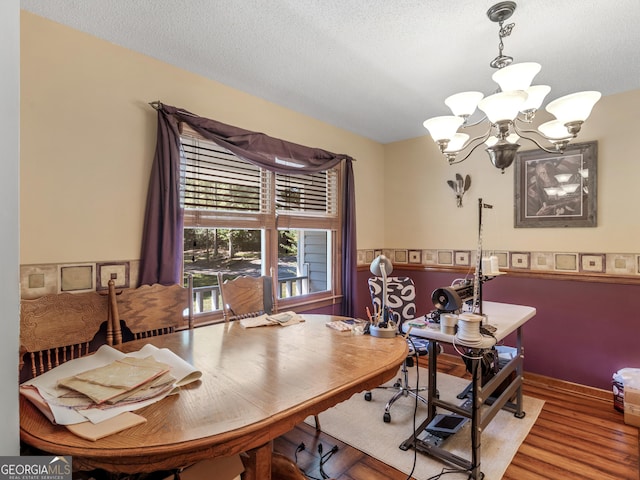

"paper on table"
[239,311,304,328]
[66,412,147,441]
[51,370,176,408]
[58,356,171,404]
[20,344,202,425]
[20,386,57,424]
[103,371,176,404]
[325,320,355,331]
[132,344,202,387]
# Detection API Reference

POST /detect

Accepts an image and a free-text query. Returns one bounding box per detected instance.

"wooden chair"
[19,291,114,471]
[218,273,321,431]
[104,278,193,480]
[108,276,194,343]
[20,291,110,380]
[217,273,276,322]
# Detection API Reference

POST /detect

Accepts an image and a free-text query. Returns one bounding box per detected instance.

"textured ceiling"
[21,0,640,144]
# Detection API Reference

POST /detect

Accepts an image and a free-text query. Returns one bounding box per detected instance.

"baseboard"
[523,371,612,403]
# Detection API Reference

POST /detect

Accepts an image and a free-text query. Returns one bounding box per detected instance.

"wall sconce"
[447,174,471,207]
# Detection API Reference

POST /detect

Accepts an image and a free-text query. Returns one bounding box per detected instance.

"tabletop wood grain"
[20,314,408,474]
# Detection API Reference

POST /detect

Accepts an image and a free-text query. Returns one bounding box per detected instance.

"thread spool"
[481,257,492,274]
[440,314,458,335]
[455,313,484,346]
[490,255,499,274]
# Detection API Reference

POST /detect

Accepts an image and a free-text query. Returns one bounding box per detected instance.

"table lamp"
[369,255,396,338]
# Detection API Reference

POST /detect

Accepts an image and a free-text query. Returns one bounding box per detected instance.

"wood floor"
[275,354,639,480]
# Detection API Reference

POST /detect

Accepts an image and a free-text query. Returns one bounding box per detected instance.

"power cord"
[293,441,338,480]
[318,443,339,479]
[404,335,420,480]
[295,360,475,480]
[294,442,306,464]
[403,336,473,480]
[424,466,475,479]
[294,442,321,480]
[401,333,481,480]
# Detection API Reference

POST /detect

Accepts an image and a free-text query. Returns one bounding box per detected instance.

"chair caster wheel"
[383,412,391,423]
[364,392,372,401]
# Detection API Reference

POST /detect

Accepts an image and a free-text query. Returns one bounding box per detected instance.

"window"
[180,134,342,319]
[277,229,331,298]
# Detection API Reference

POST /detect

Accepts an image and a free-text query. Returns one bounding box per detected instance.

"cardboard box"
[612,368,640,412]
[164,455,244,480]
[623,402,640,428]
[625,386,640,406]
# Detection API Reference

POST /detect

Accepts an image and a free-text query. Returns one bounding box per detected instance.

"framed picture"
[514,141,597,228]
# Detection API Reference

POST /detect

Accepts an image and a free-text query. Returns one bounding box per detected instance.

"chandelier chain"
[490,17,515,69]
[498,22,514,52]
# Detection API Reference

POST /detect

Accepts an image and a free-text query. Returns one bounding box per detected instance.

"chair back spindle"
[20,291,109,379]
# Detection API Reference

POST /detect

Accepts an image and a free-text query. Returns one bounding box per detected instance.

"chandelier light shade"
[520,85,551,113]
[445,133,470,153]
[491,62,540,92]
[545,91,602,123]
[423,1,601,172]
[478,91,528,123]
[423,116,464,143]
[445,92,484,118]
[538,120,574,141]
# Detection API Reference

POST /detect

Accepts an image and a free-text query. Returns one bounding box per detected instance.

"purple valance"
[162,103,354,174]
[138,103,357,317]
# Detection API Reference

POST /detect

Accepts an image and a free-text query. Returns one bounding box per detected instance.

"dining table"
[20,314,408,479]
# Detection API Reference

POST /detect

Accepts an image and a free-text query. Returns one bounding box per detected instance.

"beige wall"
[20,11,385,266]
[21,11,640,269]
[382,89,640,254]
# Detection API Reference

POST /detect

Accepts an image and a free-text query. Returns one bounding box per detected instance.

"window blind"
[181,137,265,213]
[180,135,338,229]
[275,170,337,215]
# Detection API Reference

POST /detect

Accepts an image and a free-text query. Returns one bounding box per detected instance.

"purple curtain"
[138,108,184,286]
[139,103,358,316]
[342,159,357,317]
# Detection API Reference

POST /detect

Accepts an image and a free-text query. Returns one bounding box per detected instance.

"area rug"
[306,368,543,479]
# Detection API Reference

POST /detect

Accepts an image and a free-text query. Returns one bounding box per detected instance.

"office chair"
[365,276,430,423]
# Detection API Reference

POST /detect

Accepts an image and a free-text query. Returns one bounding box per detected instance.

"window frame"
[180,130,344,322]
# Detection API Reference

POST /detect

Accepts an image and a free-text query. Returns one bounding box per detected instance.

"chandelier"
[423,1,601,173]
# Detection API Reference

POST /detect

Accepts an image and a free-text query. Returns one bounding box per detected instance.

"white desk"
[400,301,536,479]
